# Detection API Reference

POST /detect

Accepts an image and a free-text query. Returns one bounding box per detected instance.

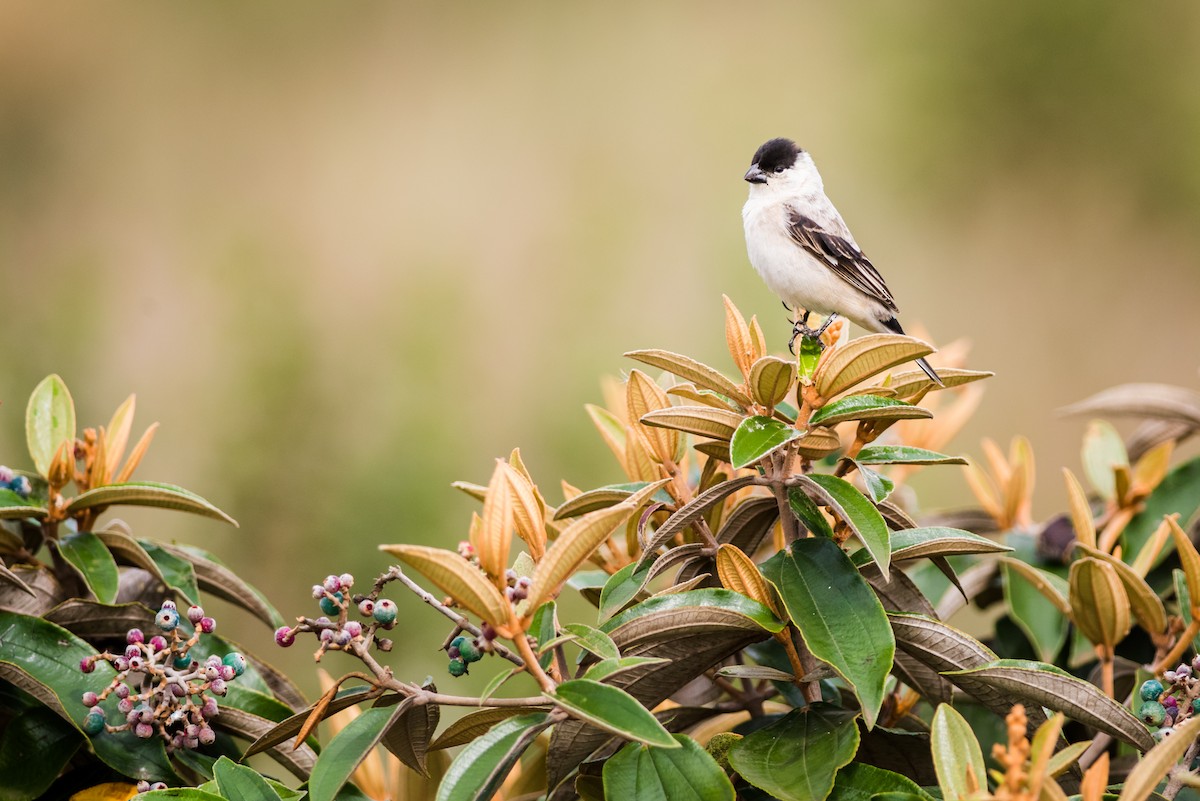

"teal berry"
[448,658,468,677]
[1192,698,1200,715]
[83,709,107,735]
[319,592,343,615]
[173,655,193,670]
[373,599,398,625]
[155,608,180,631]
[1140,700,1167,727]
[222,652,247,677]
[1140,679,1165,701]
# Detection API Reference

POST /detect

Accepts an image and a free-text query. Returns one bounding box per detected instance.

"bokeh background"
[3,3,1199,698]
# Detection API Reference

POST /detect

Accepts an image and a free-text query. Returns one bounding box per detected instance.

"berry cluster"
[0,466,31,497]
[1137,657,1200,741]
[78,600,241,752]
[274,573,395,658]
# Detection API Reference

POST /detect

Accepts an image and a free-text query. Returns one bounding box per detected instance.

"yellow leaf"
[749,316,767,363]
[1004,436,1035,529]
[793,427,842,460]
[585,404,627,469]
[1080,752,1108,801]
[964,462,1004,525]
[666,384,741,412]
[1132,439,1174,495]
[627,370,678,464]
[1074,543,1166,635]
[813,334,935,399]
[113,423,159,484]
[716,544,784,618]
[104,394,136,486]
[640,406,743,442]
[1062,468,1096,549]
[527,503,636,613]
[625,349,752,408]
[623,426,661,482]
[749,356,796,410]
[723,294,755,380]
[379,545,511,632]
[504,463,546,562]
[884,368,994,400]
[475,460,515,584]
[70,783,139,801]
[1130,517,1172,578]
[1167,515,1200,615]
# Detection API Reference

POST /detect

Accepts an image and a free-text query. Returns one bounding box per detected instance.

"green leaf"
[598,561,652,622]
[436,713,550,801]
[1002,562,1069,663]
[809,395,928,427]
[788,488,834,538]
[855,446,968,466]
[562,623,620,660]
[1124,455,1200,559]
[25,374,75,479]
[429,706,548,751]
[0,611,175,782]
[213,755,283,801]
[66,481,238,526]
[832,763,934,800]
[139,540,201,603]
[798,336,822,379]
[603,735,735,801]
[805,473,890,580]
[0,706,81,801]
[56,531,120,605]
[308,707,394,801]
[858,466,894,504]
[728,705,859,801]
[141,791,227,801]
[730,416,801,470]
[584,656,670,682]
[551,679,678,748]
[761,541,894,728]
[930,704,986,801]
[0,488,47,521]
[1081,420,1127,500]
[529,601,557,670]
[600,589,785,635]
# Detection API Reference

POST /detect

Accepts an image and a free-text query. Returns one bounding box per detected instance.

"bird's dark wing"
[786,209,899,313]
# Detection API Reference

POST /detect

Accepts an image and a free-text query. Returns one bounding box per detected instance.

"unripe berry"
[187,606,205,624]
[275,627,295,647]
[114,684,130,700]
[0,466,13,483]
[210,679,227,696]
[118,698,134,714]
[201,697,219,719]
[80,657,95,674]
[83,709,106,735]
[312,585,326,599]
[1140,700,1167,727]
[373,599,397,625]
[126,629,145,645]
[222,652,247,677]
[448,658,468,677]
[1140,679,1164,700]
[1165,670,1178,683]
[155,608,180,631]
[345,621,363,638]
[319,593,343,615]
[358,599,375,617]
[199,725,216,745]
[1178,664,1193,678]
[160,600,177,611]
[149,782,167,792]
[137,781,150,793]
[319,629,334,644]
[323,575,342,593]
[339,573,354,588]
[9,476,30,497]
[1155,726,1175,742]
[334,630,352,646]
[173,655,193,670]
[199,617,216,634]
[81,692,99,707]
[458,638,483,664]
[135,722,154,739]
[447,645,461,660]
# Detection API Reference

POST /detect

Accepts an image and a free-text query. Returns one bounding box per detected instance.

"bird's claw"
[786,313,839,355]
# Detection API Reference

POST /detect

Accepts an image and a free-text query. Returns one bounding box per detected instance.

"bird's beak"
[743,165,767,184]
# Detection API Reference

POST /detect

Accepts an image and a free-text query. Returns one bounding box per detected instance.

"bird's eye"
[773,165,785,173]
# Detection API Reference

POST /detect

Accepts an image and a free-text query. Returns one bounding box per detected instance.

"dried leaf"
[627,370,678,464]
[749,357,795,409]
[504,463,546,561]
[625,349,752,408]
[1061,383,1200,427]
[813,334,935,399]
[527,503,637,612]
[1073,544,1166,635]
[1062,468,1096,549]
[884,368,994,400]
[640,406,743,442]
[475,460,516,583]
[112,423,159,484]
[103,394,137,486]
[723,295,755,380]
[585,404,627,468]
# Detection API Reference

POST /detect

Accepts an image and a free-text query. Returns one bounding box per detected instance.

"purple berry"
[0,466,12,483]
[125,644,141,659]
[199,725,216,745]
[377,638,393,651]
[201,697,218,719]
[219,665,235,681]
[114,684,130,700]
[160,600,177,611]
[187,606,205,624]
[1165,695,1179,709]
[199,617,216,634]
[312,584,326,599]
[1165,670,1178,683]
[149,636,168,652]
[118,698,134,714]
[338,573,354,588]
[345,621,363,638]
[82,692,99,707]
[135,722,154,739]
[334,630,352,646]
[80,657,95,674]
[137,782,150,793]
[210,679,227,696]
[1178,664,1193,678]
[114,657,130,672]
[137,705,153,724]
[319,629,334,643]
[128,656,143,671]
[150,782,167,791]
[323,575,342,593]
[170,683,185,698]
[184,736,199,749]
[126,629,145,645]
[275,627,295,647]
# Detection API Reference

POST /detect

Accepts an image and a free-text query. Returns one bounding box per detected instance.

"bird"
[741,137,941,385]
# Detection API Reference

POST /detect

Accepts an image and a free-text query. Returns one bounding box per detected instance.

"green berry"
[1140,700,1167,727]
[459,639,483,663]
[222,652,247,677]
[448,658,467,677]
[1141,679,1165,700]
[373,599,397,625]
[1192,698,1200,715]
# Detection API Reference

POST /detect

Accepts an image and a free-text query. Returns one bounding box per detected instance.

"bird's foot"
[787,313,838,355]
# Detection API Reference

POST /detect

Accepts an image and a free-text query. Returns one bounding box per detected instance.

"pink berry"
[275,626,295,647]
[114,684,130,700]
[345,621,363,638]
[338,573,354,588]
[199,617,216,634]
[358,599,375,616]
[82,692,99,707]
[187,606,205,624]
[80,658,95,674]
[134,722,154,739]
[149,636,168,652]
[323,575,342,593]
[126,629,144,645]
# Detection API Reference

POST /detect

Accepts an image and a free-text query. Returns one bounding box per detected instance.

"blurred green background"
[2,3,1199,698]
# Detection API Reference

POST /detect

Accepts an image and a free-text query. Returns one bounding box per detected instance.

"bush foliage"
[4,297,1200,799]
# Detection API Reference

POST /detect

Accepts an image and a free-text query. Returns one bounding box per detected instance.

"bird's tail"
[916,356,943,387]
[879,316,944,386]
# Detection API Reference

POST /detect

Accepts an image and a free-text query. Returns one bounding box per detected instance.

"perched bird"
[742,137,941,384]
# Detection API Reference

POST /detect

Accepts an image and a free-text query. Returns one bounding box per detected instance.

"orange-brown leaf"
[716,544,784,618]
[113,423,159,484]
[475,460,515,582]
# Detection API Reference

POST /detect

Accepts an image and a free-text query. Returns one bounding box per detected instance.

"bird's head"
[744,138,821,194]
